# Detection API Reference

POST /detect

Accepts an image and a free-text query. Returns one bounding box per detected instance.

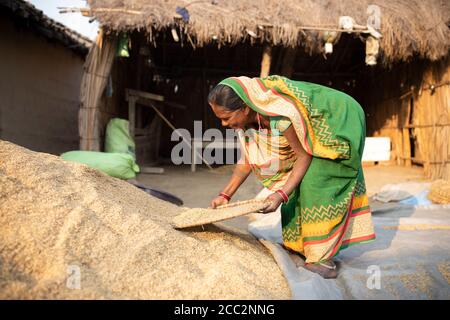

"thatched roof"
[1,0,92,56]
[87,0,450,63]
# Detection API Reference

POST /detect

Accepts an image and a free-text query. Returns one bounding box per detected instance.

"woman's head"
[208,84,253,129]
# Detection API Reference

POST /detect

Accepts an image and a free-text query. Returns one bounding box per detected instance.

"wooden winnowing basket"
[172,199,270,229]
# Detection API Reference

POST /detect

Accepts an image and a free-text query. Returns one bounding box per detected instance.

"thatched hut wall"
[94,31,365,161]
[78,0,450,176]
[413,57,450,179]
[80,29,449,178]
[363,56,450,179]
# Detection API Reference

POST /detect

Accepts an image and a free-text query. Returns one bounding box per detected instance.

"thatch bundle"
[87,0,450,63]
[79,30,117,150]
[428,180,450,204]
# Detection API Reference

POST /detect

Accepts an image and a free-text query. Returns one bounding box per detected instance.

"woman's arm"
[262,125,312,213]
[278,126,312,195]
[210,153,252,208]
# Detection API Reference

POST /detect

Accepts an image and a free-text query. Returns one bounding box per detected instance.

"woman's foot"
[303,260,338,279]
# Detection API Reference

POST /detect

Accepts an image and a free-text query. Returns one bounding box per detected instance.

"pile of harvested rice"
[0,141,289,299]
[428,180,450,204]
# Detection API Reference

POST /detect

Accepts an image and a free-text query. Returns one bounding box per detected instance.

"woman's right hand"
[210,196,229,209]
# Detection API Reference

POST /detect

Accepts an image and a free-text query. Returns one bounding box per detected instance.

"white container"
[362,137,391,161]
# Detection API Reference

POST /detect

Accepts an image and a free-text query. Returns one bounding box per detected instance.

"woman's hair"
[207,84,246,110]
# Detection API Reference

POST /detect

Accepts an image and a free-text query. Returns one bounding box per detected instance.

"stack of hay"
[428,180,450,204]
[0,140,289,299]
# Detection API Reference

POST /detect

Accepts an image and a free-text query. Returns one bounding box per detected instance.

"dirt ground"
[362,164,428,196]
[136,164,428,208]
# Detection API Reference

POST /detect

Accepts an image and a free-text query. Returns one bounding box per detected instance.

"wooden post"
[128,96,136,141]
[401,95,412,167]
[260,45,272,78]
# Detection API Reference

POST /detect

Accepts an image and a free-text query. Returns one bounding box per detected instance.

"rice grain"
[0,140,290,299]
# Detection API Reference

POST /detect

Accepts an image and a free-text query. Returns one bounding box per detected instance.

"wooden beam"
[260,45,272,77]
[125,88,164,102]
[403,123,450,129]
[125,88,186,110]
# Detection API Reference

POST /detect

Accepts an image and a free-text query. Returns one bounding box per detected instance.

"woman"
[208,75,375,279]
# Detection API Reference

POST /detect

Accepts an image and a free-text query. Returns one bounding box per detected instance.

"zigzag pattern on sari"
[282,177,375,263]
[260,76,351,160]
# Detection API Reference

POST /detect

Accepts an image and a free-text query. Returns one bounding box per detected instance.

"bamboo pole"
[401,97,412,167]
[260,45,272,78]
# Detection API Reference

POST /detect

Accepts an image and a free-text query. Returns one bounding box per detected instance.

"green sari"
[221,75,375,263]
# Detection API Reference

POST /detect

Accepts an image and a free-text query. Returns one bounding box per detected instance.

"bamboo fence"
[79,30,117,151]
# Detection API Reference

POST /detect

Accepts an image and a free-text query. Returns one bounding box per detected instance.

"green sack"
[104,118,136,159]
[61,151,140,180]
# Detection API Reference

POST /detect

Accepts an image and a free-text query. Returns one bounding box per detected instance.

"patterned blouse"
[237,116,297,190]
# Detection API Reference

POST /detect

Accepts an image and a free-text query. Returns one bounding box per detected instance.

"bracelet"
[219,192,231,201]
[276,189,289,203]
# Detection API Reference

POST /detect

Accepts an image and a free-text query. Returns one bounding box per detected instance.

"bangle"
[276,189,289,203]
[219,192,231,201]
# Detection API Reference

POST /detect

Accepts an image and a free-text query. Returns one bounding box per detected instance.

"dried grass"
[0,140,289,299]
[79,30,116,151]
[428,180,450,204]
[87,0,450,63]
[413,59,450,179]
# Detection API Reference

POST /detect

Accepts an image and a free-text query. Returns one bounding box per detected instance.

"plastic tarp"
[248,184,450,299]
[372,182,433,205]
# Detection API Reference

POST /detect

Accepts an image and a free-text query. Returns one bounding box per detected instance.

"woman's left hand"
[260,193,284,213]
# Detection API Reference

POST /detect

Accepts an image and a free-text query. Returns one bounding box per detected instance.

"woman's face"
[210,103,252,130]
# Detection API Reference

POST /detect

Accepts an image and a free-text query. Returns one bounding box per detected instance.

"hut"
[0,0,92,154]
[72,0,449,178]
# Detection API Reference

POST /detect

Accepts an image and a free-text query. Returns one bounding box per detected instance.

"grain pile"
[428,180,450,204]
[0,140,289,299]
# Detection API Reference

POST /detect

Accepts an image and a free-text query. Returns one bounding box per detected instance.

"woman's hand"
[210,196,229,209]
[260,193,284,213]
